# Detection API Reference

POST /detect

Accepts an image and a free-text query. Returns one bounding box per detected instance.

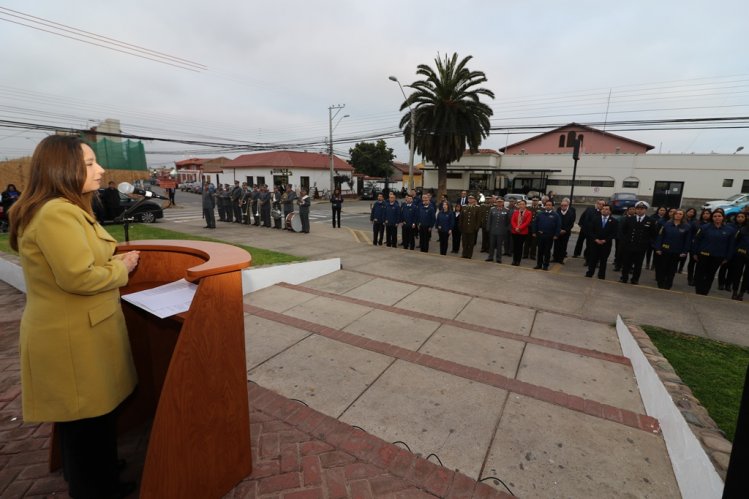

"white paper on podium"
[121,278,198,319]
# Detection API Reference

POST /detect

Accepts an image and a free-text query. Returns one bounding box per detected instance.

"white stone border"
[240,258,340,294]
[616,315,724,499]
[0,257,25,293]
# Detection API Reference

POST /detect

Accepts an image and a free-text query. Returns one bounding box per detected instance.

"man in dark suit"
[456,190,469,207]
[585,204,618,279]
[618,201,657,285]
[574,199,604,263]
[553,197,576,263]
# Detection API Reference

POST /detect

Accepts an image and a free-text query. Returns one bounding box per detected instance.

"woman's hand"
[115,251,141,273]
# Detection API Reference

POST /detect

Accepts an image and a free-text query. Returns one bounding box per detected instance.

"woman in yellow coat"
[10,135,141,499]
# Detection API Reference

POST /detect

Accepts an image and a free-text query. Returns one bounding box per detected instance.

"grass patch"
[0,224,302,267]
[642,325,749,441]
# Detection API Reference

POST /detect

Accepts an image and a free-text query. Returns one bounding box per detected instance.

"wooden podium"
[117,240,252,498]
[51,240,253,498]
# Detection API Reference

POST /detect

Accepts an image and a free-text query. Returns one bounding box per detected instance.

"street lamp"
[389,76,416,191]
[328,105,348,195]
[734,146,744,154]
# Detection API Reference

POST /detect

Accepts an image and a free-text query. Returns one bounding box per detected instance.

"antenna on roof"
[602,89,612,133]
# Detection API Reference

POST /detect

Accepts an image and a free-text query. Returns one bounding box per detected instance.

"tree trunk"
[437,162,447,199]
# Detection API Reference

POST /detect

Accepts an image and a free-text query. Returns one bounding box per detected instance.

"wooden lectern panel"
[114,240,252,498]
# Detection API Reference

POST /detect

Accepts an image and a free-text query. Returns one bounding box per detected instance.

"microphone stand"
[113,196,150,242]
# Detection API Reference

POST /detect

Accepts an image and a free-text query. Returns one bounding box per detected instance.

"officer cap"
[635,201,649,209]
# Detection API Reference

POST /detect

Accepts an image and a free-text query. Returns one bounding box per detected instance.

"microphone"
[118,182,169,200]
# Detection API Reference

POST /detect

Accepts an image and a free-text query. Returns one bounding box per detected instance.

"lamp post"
[328,105,347,195]
[569,138,581,206]
[734,146,745,154]
[389,76,415,191]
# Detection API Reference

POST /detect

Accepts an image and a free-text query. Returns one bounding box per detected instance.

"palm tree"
[397,53,494,197]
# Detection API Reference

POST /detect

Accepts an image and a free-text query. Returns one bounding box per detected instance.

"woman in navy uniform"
[383,192,401,247]
[654,208,692,289]
[688,209,712,286]
[330,188,343,228]
[416,195,436,253]
[678,207,698,273]
[727,212,748,300]
[370,193,386,246]
[719,212,747,291]
[436,201,454,255]
[693,209,736,295]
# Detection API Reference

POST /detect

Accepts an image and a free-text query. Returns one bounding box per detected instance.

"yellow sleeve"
[34,202,128,295]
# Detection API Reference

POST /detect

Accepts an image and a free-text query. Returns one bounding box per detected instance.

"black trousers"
[59,410,119,499]
[511,234,527,264]
[452,226,462,253]
[573,228,587,257]
[385,224,398,247]
[694,255,723,295]
[728,255,748,292]
[419,226,432,252]
[261,207,271,227]
[461,231,477,258]
[480,228,489,252]
[488,233,505,262]
[736,253,749,293]
[252,204,260,225]
[402,225,415,250]
[523,233,537,258]
[587,241,613,278]
[687,254,698,283]
[621,249,647,282]
[504,232,512,256]
[553,232,570,262]
[300,211,310,233]
[225,203,234,222]
[654,252,681,289]
[372,222,384,245]
[438,231,450,255]
[332,206,341,227]
[233,204,243,222]
[202,207,215,228]
[536,235,554,268]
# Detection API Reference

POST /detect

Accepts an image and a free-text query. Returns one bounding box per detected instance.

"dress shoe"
[585,272,593,277]
[630,280,639,285]
[718,284,725,291]
[512,262,520,266]
[619,277,628,283]
[543,266,549,271]
[485,258,493,262]
[496,260,502,263]
[533,265,542,269]
[598,275,605,280]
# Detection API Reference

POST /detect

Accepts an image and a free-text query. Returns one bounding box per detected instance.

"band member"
[298,188,311,233]
[230,180,243,223]
[240,183,251,224]
[585,204,618,279]
[370,193,386,245]
[251,185,261,226]
[400,194,417,250]
[282,184,297,222]
[259,185,272,227]
[202,181,216,228]
[272,185,283,229]
[330,188,344,228]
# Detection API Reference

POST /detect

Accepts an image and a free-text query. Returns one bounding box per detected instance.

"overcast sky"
[1,0,748,168]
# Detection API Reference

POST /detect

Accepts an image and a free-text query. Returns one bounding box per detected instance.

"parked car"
[702,193,749,211]
[97,189,164,223]
[724,199,749,218]
[609,192,639,214]
[503,193,529,208]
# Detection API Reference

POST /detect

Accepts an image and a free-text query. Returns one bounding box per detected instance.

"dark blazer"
[586,215,618,245]
[618,215,657,252]
[556,207,576,233]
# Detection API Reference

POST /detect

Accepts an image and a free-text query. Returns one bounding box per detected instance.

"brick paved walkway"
[0,281,510,498]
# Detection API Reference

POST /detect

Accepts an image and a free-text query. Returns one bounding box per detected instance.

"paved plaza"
[1,202,745,497]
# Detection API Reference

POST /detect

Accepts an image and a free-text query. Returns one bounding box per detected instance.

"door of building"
[652,181,684,208]
[300,176,310,192]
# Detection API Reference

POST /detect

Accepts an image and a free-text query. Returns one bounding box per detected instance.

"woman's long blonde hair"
[9,135,93,251]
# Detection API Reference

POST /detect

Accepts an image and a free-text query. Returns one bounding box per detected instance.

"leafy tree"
[348,140,395,179]
[397,52,494,196]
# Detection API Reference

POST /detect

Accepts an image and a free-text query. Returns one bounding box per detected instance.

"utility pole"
[329,104,345,195]
[388,76,415,191]
[569,138,581,206]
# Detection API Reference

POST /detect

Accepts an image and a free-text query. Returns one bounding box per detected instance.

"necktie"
[602,217,607,227]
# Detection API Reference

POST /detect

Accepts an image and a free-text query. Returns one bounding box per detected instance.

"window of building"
[723,179,734,188]
[446,173,463,179]
[546,179,614,187]
[622,180,639,188]
[246,176,254,186]
[256,176,266,186]
[577,134,584,144]
[558,135,566,147]
[742,179,749,192]
[567,131,577,146]
[300,176,310,191]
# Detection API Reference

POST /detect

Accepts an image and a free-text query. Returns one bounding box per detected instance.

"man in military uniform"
[282,184,297,224]
[259,184,272,227]
[618,201,656,284]
[479,197,492,253]
[532,200,561,270]
[230,180,243,223]
[271,185,283,229]
[485,197,510,263]
[215,184,227,222]
[460,195,481,259]
[400,194,417,250]
[251,185,261,226]
[240,183,252,224]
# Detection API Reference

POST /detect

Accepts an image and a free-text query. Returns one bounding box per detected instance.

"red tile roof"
[464,148,500,155]
[224,150,353,171]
